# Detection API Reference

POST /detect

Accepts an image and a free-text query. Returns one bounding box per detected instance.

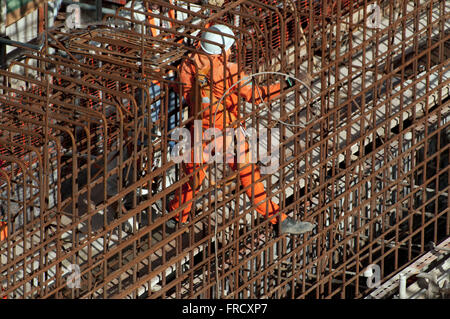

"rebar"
[0,0,448,299]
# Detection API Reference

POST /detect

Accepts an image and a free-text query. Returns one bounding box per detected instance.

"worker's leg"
[237,161,287,224]
[169,158,206,223]
[229,132,287,224]
[199,130,314,235]
[236,139,315,234]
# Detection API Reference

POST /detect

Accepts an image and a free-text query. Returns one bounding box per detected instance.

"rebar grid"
[0,0,448,299]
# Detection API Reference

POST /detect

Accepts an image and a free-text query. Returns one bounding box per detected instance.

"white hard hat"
[200,25,235,55]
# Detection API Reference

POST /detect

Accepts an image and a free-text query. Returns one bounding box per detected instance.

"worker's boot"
[280,217,316,235]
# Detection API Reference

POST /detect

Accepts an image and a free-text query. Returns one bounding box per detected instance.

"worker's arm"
[236,70,282,105]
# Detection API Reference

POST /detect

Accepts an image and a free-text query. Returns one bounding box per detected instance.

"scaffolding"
[0,0,448,299]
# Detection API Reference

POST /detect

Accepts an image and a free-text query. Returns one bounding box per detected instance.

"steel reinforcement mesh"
[0,0,448,299]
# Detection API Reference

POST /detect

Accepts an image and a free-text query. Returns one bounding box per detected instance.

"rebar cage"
[0,0,448,299]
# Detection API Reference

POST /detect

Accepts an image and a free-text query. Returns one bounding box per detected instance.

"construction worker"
[169,24,315,235]
[147,2,176,40]
[0,204,7,241]
[0,221,6,241]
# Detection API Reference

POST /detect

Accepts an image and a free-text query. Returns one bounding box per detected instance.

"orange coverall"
[169,52,287,224]
[0,221,7,241]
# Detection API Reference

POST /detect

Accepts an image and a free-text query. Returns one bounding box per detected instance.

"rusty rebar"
[0,0,448,299]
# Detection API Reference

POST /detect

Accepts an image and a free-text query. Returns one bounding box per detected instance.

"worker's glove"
[285,76,296,88]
